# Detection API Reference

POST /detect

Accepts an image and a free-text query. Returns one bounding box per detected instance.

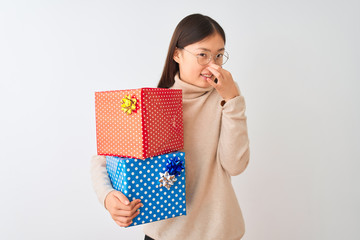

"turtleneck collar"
[171,73,214,99]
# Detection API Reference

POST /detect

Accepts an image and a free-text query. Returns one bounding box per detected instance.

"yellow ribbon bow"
[121,95,137,115]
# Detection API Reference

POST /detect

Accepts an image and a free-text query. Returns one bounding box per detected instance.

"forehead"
[188,33,225,52]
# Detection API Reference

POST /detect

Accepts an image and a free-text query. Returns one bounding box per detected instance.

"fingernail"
[141,204,144,207]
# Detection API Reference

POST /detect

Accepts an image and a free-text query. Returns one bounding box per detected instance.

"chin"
[190,80,209,88]
[200,82,212,88]
[197,78,212,88]
[183,76,212,88]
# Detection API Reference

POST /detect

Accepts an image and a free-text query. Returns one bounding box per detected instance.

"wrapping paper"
[106,151,186,227]
[95,88,183,159]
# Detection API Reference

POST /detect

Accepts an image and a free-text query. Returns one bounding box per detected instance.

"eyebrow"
[196,47,225,52]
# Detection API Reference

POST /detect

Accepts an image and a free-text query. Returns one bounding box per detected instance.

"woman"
[91,13,250,240]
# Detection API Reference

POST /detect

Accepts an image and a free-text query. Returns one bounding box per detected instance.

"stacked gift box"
[95,88,186,227]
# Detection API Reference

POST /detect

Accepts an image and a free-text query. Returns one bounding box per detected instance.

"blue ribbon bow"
[165,157,184,176]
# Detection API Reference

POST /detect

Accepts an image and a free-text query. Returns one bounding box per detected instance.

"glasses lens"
[197,52,211,65]
[221,51,229,65]
[192,50,229,65]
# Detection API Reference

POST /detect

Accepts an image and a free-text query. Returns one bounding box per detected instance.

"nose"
[206,55,217,66]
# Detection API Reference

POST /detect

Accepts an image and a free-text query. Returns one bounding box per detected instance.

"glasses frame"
[180,47,229,66]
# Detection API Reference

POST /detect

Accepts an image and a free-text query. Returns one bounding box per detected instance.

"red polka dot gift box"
[95,88,183,160]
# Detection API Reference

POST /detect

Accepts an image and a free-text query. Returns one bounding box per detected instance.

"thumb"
[113,191,130,205]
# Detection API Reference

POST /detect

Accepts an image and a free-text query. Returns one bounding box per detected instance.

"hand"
[205,63,240,102]
[104,190,143,227]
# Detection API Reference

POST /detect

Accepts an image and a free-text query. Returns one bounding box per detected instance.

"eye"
[216,53,224,58]
[197,52,209,58]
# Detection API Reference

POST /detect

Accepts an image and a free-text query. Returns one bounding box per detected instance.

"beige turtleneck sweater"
[91,74,250,240]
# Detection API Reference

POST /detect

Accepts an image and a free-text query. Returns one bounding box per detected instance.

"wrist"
[223,94,239,102]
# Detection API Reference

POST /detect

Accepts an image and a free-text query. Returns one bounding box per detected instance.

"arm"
[218,94,250,176]
[90,155,114,206]
[205,64,250,176]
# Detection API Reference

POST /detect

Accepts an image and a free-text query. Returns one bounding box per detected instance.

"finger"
[129,207,141,221]
[116,198,142,211]
[207,66,222,79]
[208,63,222,71]
[113,202,144,217]
[128,199,142,209]
[113,191,130,206]
[113,215,133,225]
[115,220,132,228]
[113,209,141,225]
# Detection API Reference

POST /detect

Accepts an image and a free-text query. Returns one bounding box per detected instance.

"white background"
[1,0,359,239]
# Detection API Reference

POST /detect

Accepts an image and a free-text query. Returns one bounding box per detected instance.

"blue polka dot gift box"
[106,151,186,227]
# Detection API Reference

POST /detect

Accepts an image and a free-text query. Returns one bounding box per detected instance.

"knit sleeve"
[218,93,250,176]
[90,155,114,207]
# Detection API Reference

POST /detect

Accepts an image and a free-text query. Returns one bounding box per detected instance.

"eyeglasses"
[180,48,229,66]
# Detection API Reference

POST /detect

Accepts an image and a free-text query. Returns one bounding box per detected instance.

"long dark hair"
[157,14,226,88]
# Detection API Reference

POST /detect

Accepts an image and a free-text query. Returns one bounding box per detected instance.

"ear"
[173,48,181,63]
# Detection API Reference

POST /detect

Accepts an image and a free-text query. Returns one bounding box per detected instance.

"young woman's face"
[174,33,225,88]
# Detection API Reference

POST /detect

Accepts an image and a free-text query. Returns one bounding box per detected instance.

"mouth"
[200,73,213,79]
